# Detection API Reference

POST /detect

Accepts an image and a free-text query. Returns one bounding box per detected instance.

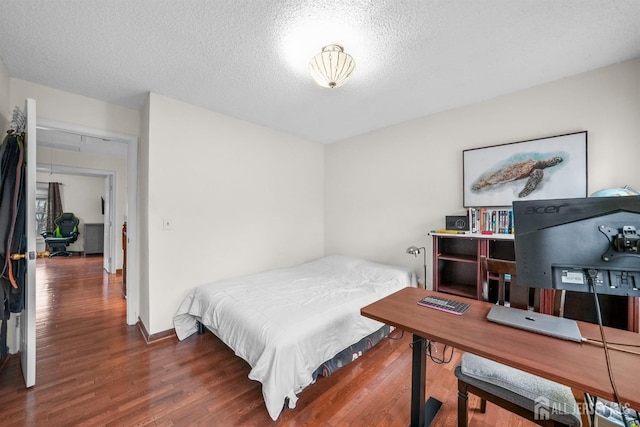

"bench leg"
[458,380,469,427]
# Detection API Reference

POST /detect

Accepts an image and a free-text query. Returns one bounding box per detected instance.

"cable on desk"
[584,338,640,348]
[583,339,640,357]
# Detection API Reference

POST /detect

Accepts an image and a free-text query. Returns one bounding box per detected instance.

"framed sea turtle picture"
[463,131,587,207]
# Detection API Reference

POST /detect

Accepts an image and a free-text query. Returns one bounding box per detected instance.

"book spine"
[471,208,478,233]
[509,209,514,234]
[491,211,496,233]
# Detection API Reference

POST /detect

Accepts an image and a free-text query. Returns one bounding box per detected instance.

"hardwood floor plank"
[0,256,540,426]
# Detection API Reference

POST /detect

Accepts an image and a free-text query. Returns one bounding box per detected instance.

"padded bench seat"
[455,353,582,426]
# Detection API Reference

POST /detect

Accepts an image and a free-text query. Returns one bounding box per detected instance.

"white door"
[21,98,37,387]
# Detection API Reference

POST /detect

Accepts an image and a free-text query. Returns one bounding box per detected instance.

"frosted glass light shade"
[309,44,355,88]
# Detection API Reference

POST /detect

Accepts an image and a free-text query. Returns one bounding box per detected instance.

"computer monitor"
[512,195,640,296]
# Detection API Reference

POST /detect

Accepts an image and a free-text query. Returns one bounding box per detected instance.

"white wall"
[10,79,139,136]
[11,79,139,269]
[325,58,640,286]
[143,93,325,334]
[0,58,9,132]
[36,172,105,253]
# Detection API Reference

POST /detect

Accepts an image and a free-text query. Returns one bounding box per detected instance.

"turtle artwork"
[471,154,565,198]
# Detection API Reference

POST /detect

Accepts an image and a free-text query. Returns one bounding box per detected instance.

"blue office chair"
[41,212,80,257]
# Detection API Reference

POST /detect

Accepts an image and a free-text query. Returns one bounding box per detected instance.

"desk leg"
[410,334,442,427]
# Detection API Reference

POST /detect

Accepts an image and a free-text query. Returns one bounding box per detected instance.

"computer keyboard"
[417,295,470,315]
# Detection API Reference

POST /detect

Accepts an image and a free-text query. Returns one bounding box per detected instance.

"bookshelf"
[431,232,514,300]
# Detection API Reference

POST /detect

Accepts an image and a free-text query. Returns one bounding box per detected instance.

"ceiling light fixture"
[309,44,355,89]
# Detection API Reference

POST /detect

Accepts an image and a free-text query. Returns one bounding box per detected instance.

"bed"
[173,255,416,420]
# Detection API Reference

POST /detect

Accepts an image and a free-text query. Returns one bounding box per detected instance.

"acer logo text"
[523,205,566,214]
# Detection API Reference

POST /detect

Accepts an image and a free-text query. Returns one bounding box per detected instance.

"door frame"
[103,174,113,273]
[36,119,139,325]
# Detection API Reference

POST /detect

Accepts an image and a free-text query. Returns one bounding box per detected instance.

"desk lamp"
[406,246,427,289]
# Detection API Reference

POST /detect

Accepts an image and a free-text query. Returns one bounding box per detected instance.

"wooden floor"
[0,256,539,426]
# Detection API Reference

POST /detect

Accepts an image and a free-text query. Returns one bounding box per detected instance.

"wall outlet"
[163,218,172,230]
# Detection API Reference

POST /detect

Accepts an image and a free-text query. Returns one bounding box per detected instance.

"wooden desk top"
[361,288,640,409]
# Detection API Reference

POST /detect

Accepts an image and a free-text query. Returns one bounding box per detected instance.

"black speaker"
[446,215,469,231]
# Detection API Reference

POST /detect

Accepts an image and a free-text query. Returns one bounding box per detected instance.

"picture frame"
[463,131,587,207]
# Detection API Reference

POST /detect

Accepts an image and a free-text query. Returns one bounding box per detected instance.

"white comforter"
[173,255,416,420]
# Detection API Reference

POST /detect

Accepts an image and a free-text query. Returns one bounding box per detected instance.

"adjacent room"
[1,1,639,426]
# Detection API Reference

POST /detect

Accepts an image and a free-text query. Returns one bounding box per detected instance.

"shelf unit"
[431,232,514,300]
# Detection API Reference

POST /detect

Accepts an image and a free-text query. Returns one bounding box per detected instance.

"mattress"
[173,255,416,420]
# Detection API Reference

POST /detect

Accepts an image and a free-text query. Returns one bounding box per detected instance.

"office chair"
[454,256,583,427]
[41,212,80,257]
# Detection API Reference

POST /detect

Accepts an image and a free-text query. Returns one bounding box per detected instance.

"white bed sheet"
[173,255,416,420]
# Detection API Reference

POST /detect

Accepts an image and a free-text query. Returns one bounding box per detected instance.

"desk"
[361,288,640,427]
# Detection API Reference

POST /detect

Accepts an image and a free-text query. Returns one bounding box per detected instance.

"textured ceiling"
[1,0,640,143]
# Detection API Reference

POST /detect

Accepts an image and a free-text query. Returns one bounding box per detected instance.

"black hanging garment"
[0,130,26,359]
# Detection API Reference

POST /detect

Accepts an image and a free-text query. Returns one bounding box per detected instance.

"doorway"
[35,120,138,325]
[35,166,116,273]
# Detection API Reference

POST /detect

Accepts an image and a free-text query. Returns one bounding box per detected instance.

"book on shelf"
[467,207,514,235]
[430,229,471,235]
